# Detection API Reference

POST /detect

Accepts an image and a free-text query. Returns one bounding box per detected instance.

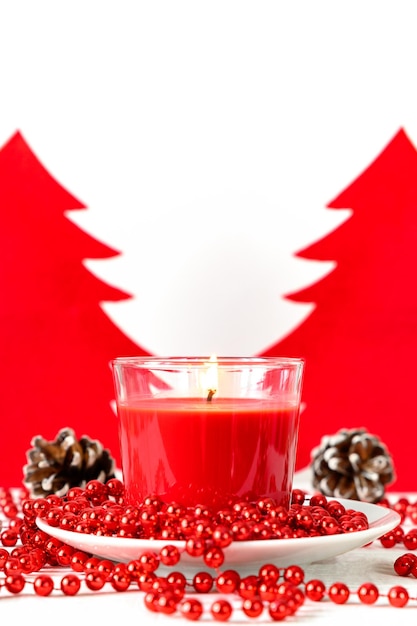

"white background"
[1,1,416,356]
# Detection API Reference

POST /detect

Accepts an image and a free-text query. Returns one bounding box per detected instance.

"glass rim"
[111,356,305,369]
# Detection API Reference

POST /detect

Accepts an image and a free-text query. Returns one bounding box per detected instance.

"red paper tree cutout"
[0,131,147,487]
[262,128,417,491]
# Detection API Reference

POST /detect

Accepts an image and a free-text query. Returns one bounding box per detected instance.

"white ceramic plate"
[36,498,400,575]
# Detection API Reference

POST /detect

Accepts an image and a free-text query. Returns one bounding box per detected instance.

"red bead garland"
[0,483,417,620]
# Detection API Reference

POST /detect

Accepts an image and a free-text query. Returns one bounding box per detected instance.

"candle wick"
[207,389,216,402]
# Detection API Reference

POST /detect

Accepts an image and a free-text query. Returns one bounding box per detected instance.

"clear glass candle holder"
[111,356,305,510]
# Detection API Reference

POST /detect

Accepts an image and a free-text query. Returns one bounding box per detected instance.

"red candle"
[112,356,305,511]
[117,397,300,510]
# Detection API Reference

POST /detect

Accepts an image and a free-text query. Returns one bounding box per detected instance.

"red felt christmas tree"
[0,131,147,487]
[262,128,417,491]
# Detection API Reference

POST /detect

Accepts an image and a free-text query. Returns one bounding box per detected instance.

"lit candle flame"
[205,354,218,401]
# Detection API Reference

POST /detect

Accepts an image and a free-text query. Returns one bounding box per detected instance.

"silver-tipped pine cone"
[23,427,116,497]
[311,427,395,503]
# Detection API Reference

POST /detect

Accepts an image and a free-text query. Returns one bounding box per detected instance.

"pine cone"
[311,428,395,503]
[23,427,116,498]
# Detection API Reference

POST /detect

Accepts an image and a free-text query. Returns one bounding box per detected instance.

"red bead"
[151,576,170,594]
[268,598,292,620]
[34,574,54,596]
[140,506,159,535]
[106,478,124,498]
[292,509,314,531]
[9,517,23,530]
[101,509,121,533]
[185,536,206,557]
[210,599,233,622]
[318,515,341,535]
[403,529,417,551]
[44,507,64,528]
[388,585,409,607]
[66,487,85,500]
[279,583,304,609]
[408,504,417,524]
[137,571,157,592]
[239,503,260,522]
[216,569,240,594]
[380,531,397,548]
[238,575,259,599]
[259,563,280,582]
[305,579,326,601]
[166,571,187,590]
[118,510,140,536]
[61,574,81,596]
[137,551,160,573]
[231,521,251,541]
[194,519,213,539]
[85,570,106,591]
[193,571,213,593]
[269,506,289,524]
[29,548,47,570]
[10,547,26,559]
[84,556,101,571]
[256,497,276,514]
[162,501,186,520]
[126,559,144,581]
[179,514,197,537]
[144,591,159,612]
[350,515,369,531]
[81,507,105,533]
[160,544,181,567]
[328,582,350,604]
[2,502,19,518]
[212,525,233,548]
[58,512,78,531]
[156,591,179,614]
[204,545,224,569]
[110,568,131,592]
[56,544,75,567]
[309,493,328,507]
[258,580,279,602]
[180,598,204,621]
[84,480,108,505]
[393,525,405,544]
[0,492,12,506]
[4,557,22,575]
[21,499,36,519]
[393,499,409,523]
[284,565,304,585]
[1,529,18,547]
[291,489,305,505]
[70,551,90,572]
[242,598,264,618]
[71,497,90,510]
[62,500,82,514]
[0,547,9,568]
[17,552,35,573]
[357,582,379,604]
[394,553,417,576]
[29,529,50,549]
[96,559,115,581]
[5,573,26,594]
[32,498,51,518]
[45,537,64,563]
[45,494,62,506]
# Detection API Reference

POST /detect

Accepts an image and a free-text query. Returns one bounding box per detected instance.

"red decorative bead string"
[0,482,417,620]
